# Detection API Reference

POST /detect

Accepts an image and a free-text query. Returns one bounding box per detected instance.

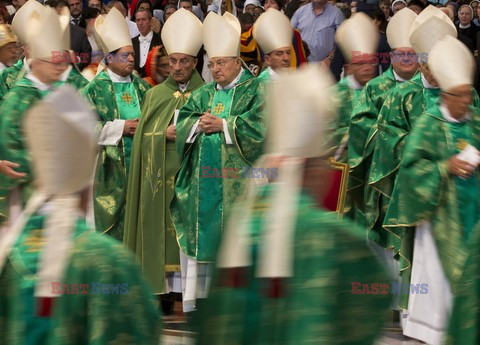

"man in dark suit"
[132,9,162,77]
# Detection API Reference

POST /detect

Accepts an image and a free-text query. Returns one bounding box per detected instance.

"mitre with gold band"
[27,7,68,62]
[386,7,417,48]
[11,0,44,44]
[335,12,379,63]
[252,8,292,54]
[95,7,132,53]
[409,5,457,59]
[0,24,17,48]
[161,8,203,57]
[203,11,241,58]
[428,36,475,92]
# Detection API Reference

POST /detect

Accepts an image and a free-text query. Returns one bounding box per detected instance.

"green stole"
[197,87,234,257]
[445,119,479,239]
[113,82,141,174]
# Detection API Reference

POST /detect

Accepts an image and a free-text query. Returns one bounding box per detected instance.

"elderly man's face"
[169,52,197,84]
[136,11,151,36]
[208,57,242,87]
[442,85,472,119]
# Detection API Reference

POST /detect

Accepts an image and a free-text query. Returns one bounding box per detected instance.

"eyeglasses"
[207,58,236,70]
[169,57,194,67]
[442,91,472,99]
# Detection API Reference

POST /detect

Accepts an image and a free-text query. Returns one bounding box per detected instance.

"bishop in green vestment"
[195,64,391,345]
[171,65,266,263]
[0,85,160,345]
[347,8,418,240]
[124,8,205,295]
[82,10,151,240]
[384,36,480,344]
[0,65,88,225]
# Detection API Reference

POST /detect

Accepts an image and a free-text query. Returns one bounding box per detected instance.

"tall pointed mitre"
[203,12,241,57]
[161,8,203,56]
[23,86,98,298]
[218,64,339,278]
[27,7,66,61]
[386,8,417,49]
[11,0,44,43]
[428,36,474,91]
[252,8,292,54]
[58,6,72,51]
[223,11,241,36]
[335,12,378,62]
[94,7,132,53]
[409,5,457,57]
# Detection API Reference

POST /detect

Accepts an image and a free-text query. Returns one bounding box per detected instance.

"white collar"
[267,67,280,81]
[107,68,132,83]
[59,65,73,82]
[139,31,153,40]
[393,69,408,82]
[26,72,54,91]
[421,73,437,89]
[23,57,31,73]
[440,103,471,123]
[347,75,362,90]
[178,80,190,92]
[0,62,5,72]
[216,68,244,90]
[459,23,471,29]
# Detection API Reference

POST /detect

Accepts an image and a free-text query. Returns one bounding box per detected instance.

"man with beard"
[124,8,204,311]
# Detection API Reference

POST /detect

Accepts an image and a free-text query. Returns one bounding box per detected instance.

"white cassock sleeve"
[186,119,234,144]
[222,119,233,145]
[97,120,125,146]
[186,120,201,143]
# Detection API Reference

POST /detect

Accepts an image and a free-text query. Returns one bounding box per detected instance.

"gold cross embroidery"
[24,229,45,253]
[457,139,469,151]
[144,117,164,198]
[121,92,133,104]
[213,103,225,115]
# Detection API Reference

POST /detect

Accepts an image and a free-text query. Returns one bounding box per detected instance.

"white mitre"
[335,12,379,63]
[252,8,292,54]
[428,36,474,91]
[27,7,67,62]
[387,8,417,49]
[161,8,203,56]
[409,5,457,58]
[95,7,132,53]
[11,0,44,43]
[203,11,241,58]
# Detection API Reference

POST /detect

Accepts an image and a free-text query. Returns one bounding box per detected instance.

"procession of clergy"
[0,0,479,343]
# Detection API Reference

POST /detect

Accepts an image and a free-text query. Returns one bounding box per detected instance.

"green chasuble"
[0,72,87,225]
[83,70,150,241]
[347,66,415,241]
[171,69,266,262]
[328,76,363,163]
[0,60,88,100]
[0,212,160,345]
[384,105,480,313]
[195,184,392,345]
[0,59,26,101]
[124,70,205,294]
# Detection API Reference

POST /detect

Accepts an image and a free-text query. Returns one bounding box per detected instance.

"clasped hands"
[199,110,223,134]
[447,156,478,179]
